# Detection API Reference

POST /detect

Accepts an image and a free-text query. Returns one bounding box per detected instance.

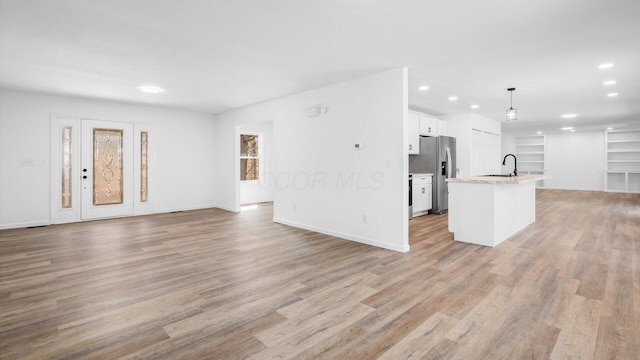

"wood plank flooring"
[1,189,639,359]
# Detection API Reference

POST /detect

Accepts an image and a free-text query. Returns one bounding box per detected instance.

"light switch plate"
[20,158,35,166]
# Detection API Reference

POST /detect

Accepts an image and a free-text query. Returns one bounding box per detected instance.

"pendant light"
[506,88,517,121]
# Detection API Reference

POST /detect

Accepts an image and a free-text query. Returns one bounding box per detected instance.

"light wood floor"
[1,189,639,359]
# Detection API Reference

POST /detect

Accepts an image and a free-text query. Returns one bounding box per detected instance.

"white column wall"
[215,68,409,252]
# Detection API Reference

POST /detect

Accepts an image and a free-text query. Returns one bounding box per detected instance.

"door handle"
[422,187,425,194]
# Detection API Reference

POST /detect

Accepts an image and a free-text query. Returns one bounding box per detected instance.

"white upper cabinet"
[408,112,420,154]
[410,110,446,137]
[409,111,448,154]
[419,115,437,136]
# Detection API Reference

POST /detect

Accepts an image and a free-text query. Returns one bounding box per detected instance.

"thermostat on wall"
[353,142,363,150]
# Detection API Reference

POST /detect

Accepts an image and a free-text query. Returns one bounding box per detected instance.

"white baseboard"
[0,220,51,230]
[215,204,239,213]
[539,187,604,192]
[1,204,222,230]
[157,204,219,213]
[272,217,409,253]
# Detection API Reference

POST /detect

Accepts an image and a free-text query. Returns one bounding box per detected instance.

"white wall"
[501,132,517,156]
[239,120,274,205]
[0,89,217,229]
[544,131,605,191]
[215,68,409,252]
[500,132,517,174]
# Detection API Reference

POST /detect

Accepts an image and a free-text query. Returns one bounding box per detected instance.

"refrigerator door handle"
[445,147,452,178]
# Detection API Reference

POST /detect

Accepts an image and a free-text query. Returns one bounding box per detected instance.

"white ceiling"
[1,0,639,135]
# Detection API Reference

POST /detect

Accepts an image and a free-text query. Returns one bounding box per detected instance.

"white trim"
[156,204,220,213]
[273,217,410,253]
[216,204,240,213]
[0,220,51,230]
[239,132,264,182]
[134,124,154,215]
[50,116,81,224]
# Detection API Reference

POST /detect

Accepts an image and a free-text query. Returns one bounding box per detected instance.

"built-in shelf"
[517,143,545,146]
[607,139,640,143]
[516,135,546,188]
[604,129,640,193]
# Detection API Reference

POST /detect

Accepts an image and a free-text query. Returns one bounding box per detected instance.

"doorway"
[50,117,149,224]
[237,120,274,209]
[80,119,134,220]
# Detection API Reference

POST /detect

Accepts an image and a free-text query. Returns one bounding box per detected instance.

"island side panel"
[493,182,536,245]
[448,182,497,246]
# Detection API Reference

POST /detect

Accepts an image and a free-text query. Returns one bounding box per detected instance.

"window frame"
[239,132,263,183]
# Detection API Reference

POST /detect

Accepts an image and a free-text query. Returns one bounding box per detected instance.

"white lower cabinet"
[412,175,432,216]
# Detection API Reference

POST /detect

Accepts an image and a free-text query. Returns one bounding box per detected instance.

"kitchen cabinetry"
[419,116,437,136]
[516,135,546,188]
[605,129,640,193]
[412,174,432,216]
[408,112,420,154]
[409,110,446,138]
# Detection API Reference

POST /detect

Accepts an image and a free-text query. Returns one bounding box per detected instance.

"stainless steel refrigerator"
[409,136,456,214]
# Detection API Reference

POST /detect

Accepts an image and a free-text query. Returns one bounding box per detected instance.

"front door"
[81,119,134,220]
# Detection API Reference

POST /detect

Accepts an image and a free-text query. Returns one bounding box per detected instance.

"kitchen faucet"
[503,154,517,176]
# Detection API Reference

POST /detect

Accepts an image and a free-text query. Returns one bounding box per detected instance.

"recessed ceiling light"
[603,80,616,85]
[138,85,165,94]
[418,85,429,91]
[448,96,458,101]
[570,129,576,132]
[470,104,479,109]
[561,114,579,119]
[537,131,543,135]
[598,63,614,69]
[606,127,613,130]
[607,92,619,97]
[561,127,574,130]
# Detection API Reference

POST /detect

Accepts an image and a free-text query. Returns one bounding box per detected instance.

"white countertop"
[410,173,433,177]
[447,174,549,184]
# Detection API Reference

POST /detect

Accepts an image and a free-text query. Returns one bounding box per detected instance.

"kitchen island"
[446,174,548,247]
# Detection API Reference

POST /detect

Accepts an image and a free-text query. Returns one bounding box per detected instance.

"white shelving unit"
[516,135,546,187]
[604,129,640,193]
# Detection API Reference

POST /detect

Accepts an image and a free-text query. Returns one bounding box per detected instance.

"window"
[240,133,261,181]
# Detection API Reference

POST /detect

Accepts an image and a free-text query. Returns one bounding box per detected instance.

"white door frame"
[50,116,81,224]
[50,116,154,223]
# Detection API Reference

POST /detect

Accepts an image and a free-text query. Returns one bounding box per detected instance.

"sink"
[481,174,516,177]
